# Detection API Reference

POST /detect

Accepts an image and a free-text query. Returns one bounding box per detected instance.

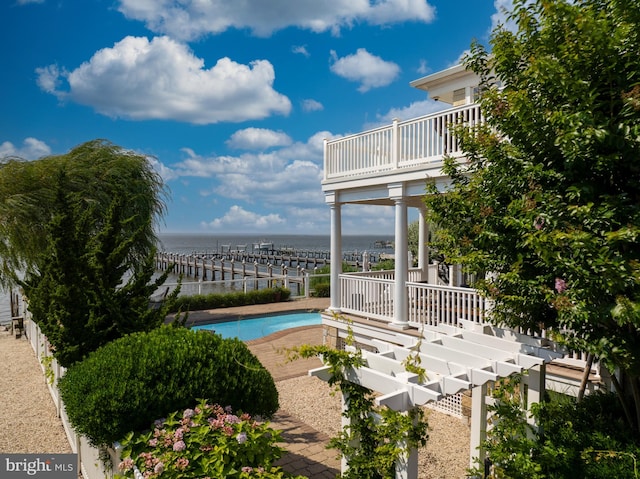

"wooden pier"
[155,248,382,282]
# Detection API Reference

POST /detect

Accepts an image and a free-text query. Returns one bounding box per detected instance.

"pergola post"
[469,383,488,469]
[526,364,546,430]
[395,411,419,479]
[340,392,351,473]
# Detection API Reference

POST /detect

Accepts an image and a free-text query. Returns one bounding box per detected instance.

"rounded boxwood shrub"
[58,326,279,446]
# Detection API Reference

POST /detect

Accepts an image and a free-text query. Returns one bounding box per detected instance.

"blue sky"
[0,0,511,235]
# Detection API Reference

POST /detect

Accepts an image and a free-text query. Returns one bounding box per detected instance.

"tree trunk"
[577,353,593,402]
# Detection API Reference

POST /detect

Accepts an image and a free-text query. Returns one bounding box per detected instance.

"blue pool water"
[192,312,322,341]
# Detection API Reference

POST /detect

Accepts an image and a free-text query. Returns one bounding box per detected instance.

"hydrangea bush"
[117,400,307,479]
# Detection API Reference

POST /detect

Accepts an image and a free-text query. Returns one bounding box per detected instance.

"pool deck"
[187,298,341,478]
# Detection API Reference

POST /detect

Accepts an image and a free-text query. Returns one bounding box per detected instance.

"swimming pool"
[191,312,322,341]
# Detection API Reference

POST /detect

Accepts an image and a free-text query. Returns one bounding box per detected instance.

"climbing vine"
[288,316,429,478]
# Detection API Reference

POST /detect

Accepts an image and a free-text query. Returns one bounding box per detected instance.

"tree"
[0,140,175,367]
[20,169,178,367]
[424,0,640,430]
[0,139,166,288]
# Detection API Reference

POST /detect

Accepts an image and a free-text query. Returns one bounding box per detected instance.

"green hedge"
[58,326,279,446]
[311,282,330,297]
[170,287,290,313]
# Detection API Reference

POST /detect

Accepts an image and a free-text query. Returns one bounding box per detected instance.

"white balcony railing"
[339,273,486,327]
[324,103,484,181]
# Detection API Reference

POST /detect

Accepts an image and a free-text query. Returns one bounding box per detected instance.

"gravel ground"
[277,375,471,479]
[0,326,71,454]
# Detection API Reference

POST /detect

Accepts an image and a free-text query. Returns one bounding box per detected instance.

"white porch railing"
[340,275,395,322]
[407,282,486,327]
[324,103,484,181]
[339,273,485,327]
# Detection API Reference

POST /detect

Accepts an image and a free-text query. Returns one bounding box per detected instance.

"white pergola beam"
[436,335,519,362]
[516,353,545,369]
[469,368,499,385]
[495,360,524,376]
[442,375,471,395]
[418,342,493,370]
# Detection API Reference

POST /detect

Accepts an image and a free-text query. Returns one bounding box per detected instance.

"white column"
[390,184,408,328]
[327,192,342,311]
[418,207,429,282]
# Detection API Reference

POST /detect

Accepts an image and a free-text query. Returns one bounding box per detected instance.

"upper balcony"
[323,103,483,186]
[322,64,483,195]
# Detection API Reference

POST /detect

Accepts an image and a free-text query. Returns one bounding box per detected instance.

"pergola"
[310,320,564,479]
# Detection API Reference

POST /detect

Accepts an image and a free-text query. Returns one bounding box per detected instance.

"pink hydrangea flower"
[118,458,134,472]
[153,462,164,474]
[183,408,195,419]
[172,440,186,452]
[175,458,189,470]
[555,278,567,293]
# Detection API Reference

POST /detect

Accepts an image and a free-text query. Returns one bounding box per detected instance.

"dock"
[155,248,383,280]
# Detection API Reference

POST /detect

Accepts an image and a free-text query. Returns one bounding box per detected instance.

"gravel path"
[0,326,71,454]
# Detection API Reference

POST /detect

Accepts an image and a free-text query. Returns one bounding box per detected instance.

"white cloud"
[17,0,44,4]
[380,100,448,123]
[292,45,310,57]
[35,64,64,94]
[166,131,329,203]
[147,156,179,182]
[36,36,291,124]
[330,48,400,92]
[417,59,429,75]
[226,128,293,150]
[202,205,286,230]
[491,0,518,33]
[117,0,436,41]
[301,99,324,112]
[0,138,51,160]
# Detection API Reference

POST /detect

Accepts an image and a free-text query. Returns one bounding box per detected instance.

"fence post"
[304,272,310,298]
